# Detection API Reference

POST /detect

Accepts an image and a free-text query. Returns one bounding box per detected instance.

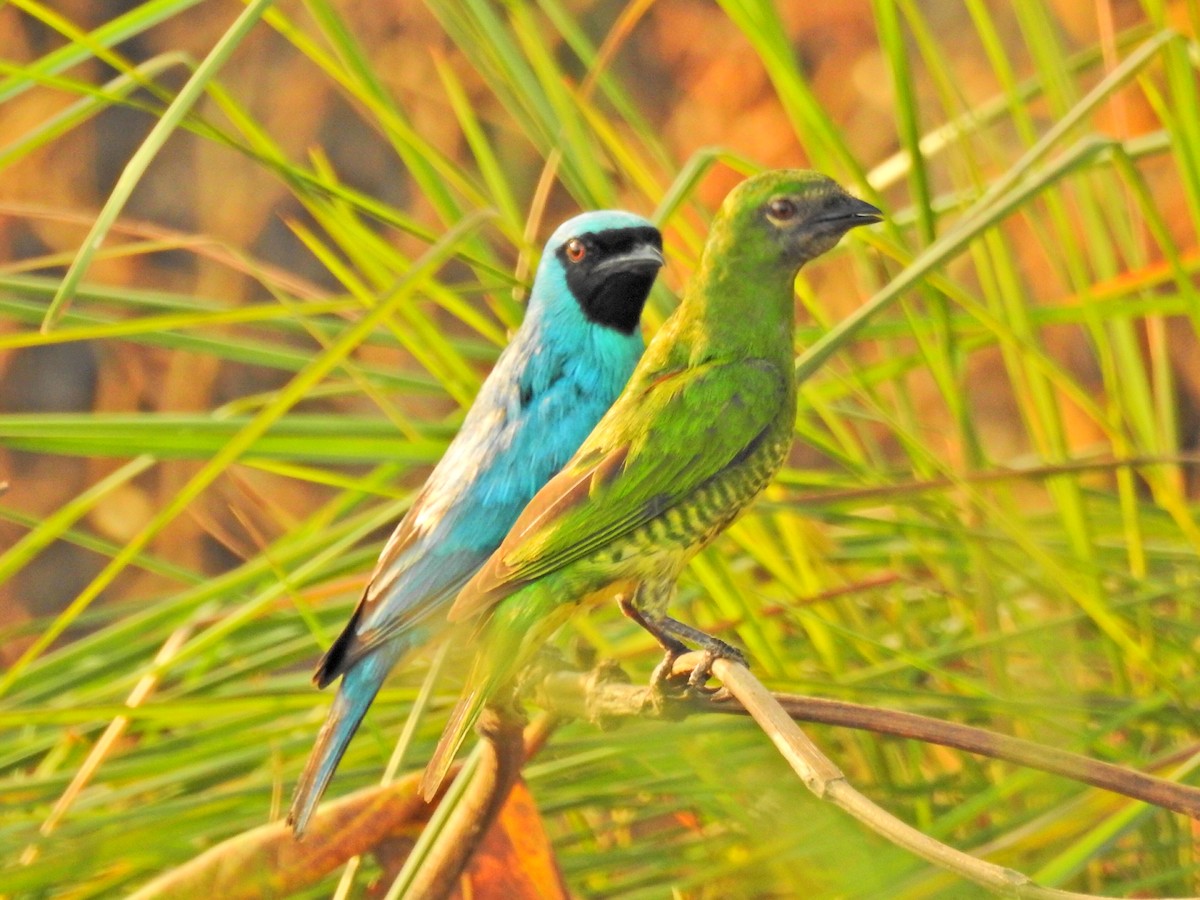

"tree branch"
[533,656,1200,820]
[760,692,1200,820]
[707,656,1173,900]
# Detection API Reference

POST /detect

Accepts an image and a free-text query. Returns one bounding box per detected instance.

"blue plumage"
[288,210,663,836]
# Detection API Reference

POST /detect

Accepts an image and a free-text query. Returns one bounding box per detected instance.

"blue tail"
[288,650,396,838]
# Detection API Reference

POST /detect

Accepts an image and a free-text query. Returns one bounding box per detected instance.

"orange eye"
[565,238,587,262]
[767,198,797,222]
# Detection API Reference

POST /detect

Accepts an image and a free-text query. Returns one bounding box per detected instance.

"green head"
[716,169,882,272]
[667,168,882,359]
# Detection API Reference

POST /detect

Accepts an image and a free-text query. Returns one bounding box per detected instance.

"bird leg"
[616,594,691,708]
[618,588,746,703]
[618,594,689,657]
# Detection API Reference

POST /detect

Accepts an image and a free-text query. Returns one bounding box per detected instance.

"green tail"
[420,675,489,799]
[420,585,569,800]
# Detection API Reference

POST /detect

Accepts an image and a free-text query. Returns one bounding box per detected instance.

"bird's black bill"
[591,242,665,277]
[817,196,883,230]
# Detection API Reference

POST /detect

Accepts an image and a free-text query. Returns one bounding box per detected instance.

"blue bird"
[288,210,664,836]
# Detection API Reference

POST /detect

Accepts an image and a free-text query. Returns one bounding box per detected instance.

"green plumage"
[423,170,881,796]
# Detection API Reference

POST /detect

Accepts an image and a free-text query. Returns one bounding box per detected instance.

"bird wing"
[311,486,481,687]
[312,404,530,686]
[448,358,789,620]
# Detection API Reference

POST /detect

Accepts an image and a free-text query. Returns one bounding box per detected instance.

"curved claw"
[650,651,682,691]
[647,649,689,715]
[685,639,747,690]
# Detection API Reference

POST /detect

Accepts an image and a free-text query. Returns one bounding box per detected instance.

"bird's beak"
[593,242,665,277]
[818,196,883,230]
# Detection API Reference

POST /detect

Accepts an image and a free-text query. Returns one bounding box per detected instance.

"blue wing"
[315,330,634,682]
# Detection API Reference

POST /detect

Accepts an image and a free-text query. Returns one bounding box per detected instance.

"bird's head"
[538,210,664,335]
[719,169,882,270]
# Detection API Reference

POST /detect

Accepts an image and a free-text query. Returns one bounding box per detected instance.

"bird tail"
[420,677,489,801]
[288,649,396,838]
[420,632,523,800]
[420,587,568,801]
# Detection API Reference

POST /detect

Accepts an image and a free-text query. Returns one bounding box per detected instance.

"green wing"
[449,358,789,620]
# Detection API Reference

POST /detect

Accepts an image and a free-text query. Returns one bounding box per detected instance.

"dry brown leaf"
[450,778,568,900]
[126,771,440,900]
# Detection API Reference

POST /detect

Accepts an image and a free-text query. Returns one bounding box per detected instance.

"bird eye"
[565,238,587,263]
[767,198,798,222]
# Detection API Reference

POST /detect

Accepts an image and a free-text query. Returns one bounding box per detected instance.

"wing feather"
[449,359,788,620]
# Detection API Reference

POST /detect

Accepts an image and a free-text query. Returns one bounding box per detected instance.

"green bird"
[423,170,881,796]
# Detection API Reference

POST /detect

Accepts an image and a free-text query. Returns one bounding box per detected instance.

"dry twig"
[411,653,1198,899]
[708,656,1198,900]
[534,660,1200,819]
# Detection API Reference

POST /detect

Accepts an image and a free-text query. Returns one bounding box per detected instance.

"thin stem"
[394,706,527,900]
[710,657,1197,900]
[535,658,1200,820]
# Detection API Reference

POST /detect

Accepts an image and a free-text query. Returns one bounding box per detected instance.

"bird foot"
[685,638,747,690]
[645,641,744,717]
